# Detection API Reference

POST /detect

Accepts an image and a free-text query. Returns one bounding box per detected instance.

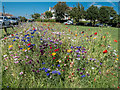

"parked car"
[95,23,104,27]
[9,16,19,25]
[75,22,85,26]
[85,22,92,26]
[0,16,11,29]
[64,20,73,25]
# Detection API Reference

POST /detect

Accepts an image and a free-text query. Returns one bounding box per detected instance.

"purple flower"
[37,70,39,72]
[87,74,90,76]
[32,70,35,72]
[77,69,80,71]
[77,55,80,57]
[100,63,102,65]
[90,58,92,60]
[80,72,83,75]
[82,51,84,53]
[83,68,85,70]
[83,56,85,58]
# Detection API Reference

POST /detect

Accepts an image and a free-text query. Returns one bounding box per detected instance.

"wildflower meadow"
[1,22,119,88]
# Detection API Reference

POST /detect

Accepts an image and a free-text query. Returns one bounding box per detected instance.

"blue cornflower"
[81,75,85,78]
[46,73,50,76]
[13,39,16,42]
[31,36,34,38]
[16,34,18,35]
[27,37,30,39]
[45,68,48,72]
[57,64,60,67]
[25,35,27,37]
[39,68,41,70]
[52,70,57,74]
[58,72,61,75]
[28,45,31,47]
[27,40,30,42]
[40,38,42,40]
[32,44,35,46]
[42,67,45,70]
[42,62,45,64]
[52,64,54,66]
[71,46,73,49]
[20,48,23,50]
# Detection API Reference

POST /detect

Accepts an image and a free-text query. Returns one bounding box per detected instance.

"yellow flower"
[67,49,72,53]
[9,45,13,48]
[116,58,118,60]
[75,34,77,36]
[103,36,105,38]
[52,53,56,56]
[23,49,26,51]
[28,48,30,50]
[56,60,59,62]
[93,38,96,39]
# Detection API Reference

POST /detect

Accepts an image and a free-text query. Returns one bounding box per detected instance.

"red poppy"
[50,47,52,49]
[4,37,7,40]
[27,43,31,46]
[103,50,107,53]
[53,57,55,59]
[94,78,96,82]
[94,32,97,35]
[54,48,59,52]
[118,86,119,88]
[11,34,14,36]
[49,51,52,53]
[72,73,74,75]
[114,40,117,42]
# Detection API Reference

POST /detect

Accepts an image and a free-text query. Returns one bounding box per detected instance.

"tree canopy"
[53,1,69,21]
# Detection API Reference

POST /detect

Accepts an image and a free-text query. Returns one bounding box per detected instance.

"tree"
[45,11,53,19]
[31,13,40,19]
[53,1,69,21]
[86,5,99,25]
[18,16,27,22]
[99,6,110,24]
[68,3,85,22]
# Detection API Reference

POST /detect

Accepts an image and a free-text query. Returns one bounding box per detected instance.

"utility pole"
[3,6,5,16]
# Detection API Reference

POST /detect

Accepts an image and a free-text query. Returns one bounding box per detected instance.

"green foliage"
[35,18,56,22]
[31,13,41,19]
[99,6,110,23]
[53,1,69,21]
[68,3,86,22]
[18,16,27,22]
[45,11,53,19]
[86,5,99,25]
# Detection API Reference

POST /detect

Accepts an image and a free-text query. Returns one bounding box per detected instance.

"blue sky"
[1,0,120,2]
[1,2,119,19]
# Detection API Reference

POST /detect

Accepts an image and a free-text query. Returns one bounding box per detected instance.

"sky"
[1,1,119,19]
[1,0,120,2]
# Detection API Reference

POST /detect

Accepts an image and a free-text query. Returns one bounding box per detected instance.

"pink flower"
[14,61,19,63]
[20,72,23,75]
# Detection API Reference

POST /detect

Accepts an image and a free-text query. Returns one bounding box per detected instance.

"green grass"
[1,22,119,88]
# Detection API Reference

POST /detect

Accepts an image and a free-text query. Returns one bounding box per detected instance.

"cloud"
[90,2,97,6]
[89,2,102,8]
[106,0,115,6]
[94,5,102,8]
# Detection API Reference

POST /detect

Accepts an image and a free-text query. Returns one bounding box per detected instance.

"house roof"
[0,12,13,16]
[69,7,73,10]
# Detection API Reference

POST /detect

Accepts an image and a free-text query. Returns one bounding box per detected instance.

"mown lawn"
[1,22,119,88]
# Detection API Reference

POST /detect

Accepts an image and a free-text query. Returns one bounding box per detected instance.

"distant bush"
[35,18,56,22]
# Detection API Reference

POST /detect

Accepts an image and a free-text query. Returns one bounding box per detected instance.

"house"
[0,12,13,16]
[45,7,73,20]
